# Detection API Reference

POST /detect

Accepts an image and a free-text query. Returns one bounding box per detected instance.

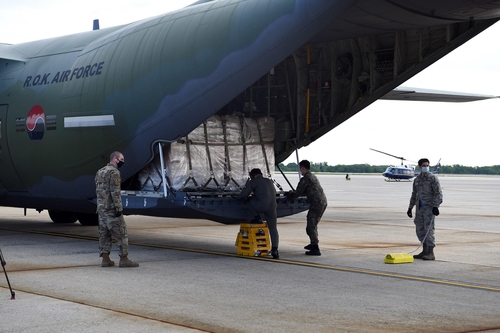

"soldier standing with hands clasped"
[407,158,443,260]
[95,151,139,267]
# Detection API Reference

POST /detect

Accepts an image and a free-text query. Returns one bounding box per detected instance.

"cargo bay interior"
[128,21,484,196]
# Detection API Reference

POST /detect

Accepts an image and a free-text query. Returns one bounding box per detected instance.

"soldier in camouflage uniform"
[95,151,139,267]
[407,158,443,260]
[287,160,327,256]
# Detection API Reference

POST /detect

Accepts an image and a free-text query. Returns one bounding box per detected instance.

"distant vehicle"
[370,148,416,181]
[381,165,416,182]
[370,149,440,181]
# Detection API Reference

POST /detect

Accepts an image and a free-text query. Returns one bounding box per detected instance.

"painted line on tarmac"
[270,260,500,292]
[2,226,500,293]
[0,285,215,333]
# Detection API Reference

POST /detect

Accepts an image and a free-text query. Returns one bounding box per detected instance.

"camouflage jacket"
[292,171,327,209]
[409,172,443,209]
[95,163,123,213]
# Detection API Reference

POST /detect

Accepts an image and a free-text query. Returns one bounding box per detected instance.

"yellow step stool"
[235,222,271,256]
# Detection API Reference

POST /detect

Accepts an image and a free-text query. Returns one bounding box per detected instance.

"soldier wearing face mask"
[407,158,443,260]
[95,151,139,268]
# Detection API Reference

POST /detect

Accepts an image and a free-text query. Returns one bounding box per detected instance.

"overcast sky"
[1,1,499,167]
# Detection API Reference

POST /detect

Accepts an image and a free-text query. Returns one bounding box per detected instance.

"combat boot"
[305,245,321,256]
[422,246,435,260]
[101,253,115,267]
[304,244,314,250]
[119,255,139,267]
[271,247,279,259]
[413,244,428,259]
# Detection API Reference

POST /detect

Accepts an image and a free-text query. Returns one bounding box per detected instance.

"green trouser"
[306,204,327,245]
[414,205,435,247]
[98,211,129,256]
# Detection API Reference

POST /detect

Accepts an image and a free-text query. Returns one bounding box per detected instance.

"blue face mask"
[421,166,430,173]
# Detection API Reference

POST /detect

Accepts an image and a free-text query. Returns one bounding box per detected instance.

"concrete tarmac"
[1,174,499,332]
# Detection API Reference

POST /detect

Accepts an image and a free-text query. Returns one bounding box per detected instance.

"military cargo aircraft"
[1,0,499,225]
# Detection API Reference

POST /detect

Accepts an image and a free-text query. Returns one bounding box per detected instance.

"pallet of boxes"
[138,114,276,257]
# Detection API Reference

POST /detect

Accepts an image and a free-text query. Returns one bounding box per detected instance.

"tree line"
[276,162,500,175]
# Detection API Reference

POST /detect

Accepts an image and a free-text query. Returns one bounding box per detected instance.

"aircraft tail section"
[433,159,442,174]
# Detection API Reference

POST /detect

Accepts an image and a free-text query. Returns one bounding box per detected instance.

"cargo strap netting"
[138,115,276,192]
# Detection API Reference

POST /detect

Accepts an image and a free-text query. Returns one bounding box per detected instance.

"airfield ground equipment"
[235,222,271,257]
[0,248,15,300]
[384,253,414,264]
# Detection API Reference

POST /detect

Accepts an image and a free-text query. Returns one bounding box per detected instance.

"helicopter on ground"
[370,149,441,182]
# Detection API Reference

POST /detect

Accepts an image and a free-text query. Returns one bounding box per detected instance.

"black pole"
[277,164,295,191]
[0,248,15,300]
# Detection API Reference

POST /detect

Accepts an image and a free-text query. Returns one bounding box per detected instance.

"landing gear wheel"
[77,213,99,226]
[48,210,78,224]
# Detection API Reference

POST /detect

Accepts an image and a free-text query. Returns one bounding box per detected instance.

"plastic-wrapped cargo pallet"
[138,115,275,192]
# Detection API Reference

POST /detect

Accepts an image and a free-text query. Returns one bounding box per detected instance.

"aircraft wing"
[0,43,27,62]
[381,87,499,103]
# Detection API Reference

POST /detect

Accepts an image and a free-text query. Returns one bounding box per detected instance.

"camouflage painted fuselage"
[0,0,499,222]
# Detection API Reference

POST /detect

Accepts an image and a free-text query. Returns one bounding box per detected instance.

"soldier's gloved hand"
[286,191,294,200]
[407,208,412,218]
[115,210,123,217]
[432,207,440,216]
